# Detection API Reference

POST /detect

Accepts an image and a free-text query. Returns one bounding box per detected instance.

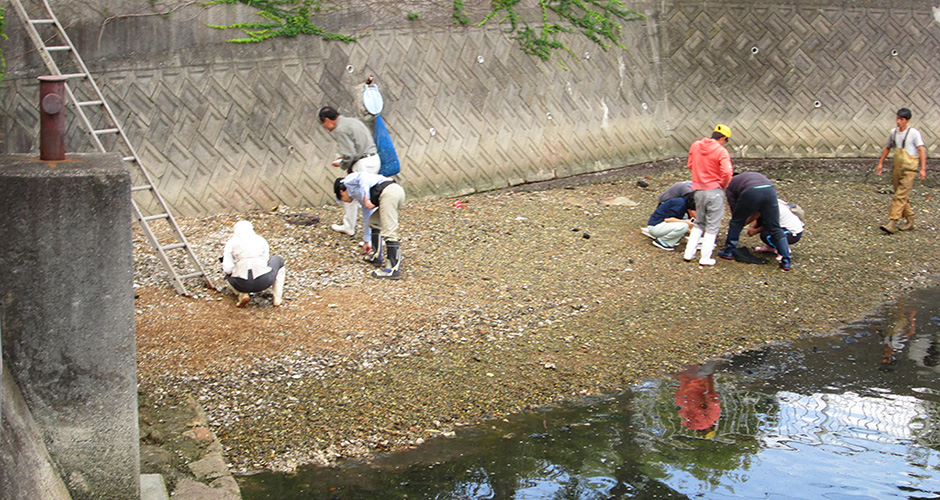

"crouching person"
[222,220,286,307]
[643,192,696,251]
[747,199,804,261]
[334,172,406,280]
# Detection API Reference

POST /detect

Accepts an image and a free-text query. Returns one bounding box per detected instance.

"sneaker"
[641,227,653,239]
[652,238,674,251]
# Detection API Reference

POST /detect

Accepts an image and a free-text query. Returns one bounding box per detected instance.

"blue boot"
[717,240,736,260]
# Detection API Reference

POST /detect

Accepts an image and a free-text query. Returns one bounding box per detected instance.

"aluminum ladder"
[10,0,216,296]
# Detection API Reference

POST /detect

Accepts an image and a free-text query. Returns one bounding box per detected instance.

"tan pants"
[369,183,405,241]
[890,148,918,220]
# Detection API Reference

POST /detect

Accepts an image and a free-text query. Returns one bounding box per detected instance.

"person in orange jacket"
[683,124,734,265]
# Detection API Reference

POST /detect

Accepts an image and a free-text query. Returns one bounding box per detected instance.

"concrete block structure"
[0,154,139,500]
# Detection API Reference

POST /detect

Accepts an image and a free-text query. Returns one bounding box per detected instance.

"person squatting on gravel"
[684,124,734,265]
[222,220,286,307]
[643,191,697,251]
[876,107,927,234]
[657,180,693,205]
[746,199,805,261]
[718,172,793,271]
[334,172,406,280]
[318,105,381,243]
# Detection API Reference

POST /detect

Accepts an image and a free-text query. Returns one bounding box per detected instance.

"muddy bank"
[134,159,940,474]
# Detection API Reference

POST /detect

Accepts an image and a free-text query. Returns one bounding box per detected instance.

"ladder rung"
[14,0,217,297]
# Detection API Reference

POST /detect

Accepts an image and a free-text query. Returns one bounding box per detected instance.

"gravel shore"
[134,159,940,474]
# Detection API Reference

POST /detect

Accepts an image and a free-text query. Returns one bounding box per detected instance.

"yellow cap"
[714,124,731,138]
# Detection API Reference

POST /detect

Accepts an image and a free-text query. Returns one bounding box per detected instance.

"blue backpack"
[363,83,400,177]
[374,114,400,177]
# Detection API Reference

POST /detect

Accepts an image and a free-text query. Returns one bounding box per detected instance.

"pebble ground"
[134,159,940,473]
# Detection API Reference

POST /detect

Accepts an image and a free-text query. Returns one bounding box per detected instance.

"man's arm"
[221,241,235,275]
[746,221,763,236]
[720,154,733,188]
[876,147,890,175]
[334,129,357,171]
[918,145,927,181]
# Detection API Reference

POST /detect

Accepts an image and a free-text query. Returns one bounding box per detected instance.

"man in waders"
[876,108,927,234]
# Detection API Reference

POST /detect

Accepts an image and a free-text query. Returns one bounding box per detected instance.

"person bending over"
[334,171,407,280]
[718,172,792,271]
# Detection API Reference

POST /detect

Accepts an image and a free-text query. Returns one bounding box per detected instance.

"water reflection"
[239,288,940,499]
[673,361,721,436]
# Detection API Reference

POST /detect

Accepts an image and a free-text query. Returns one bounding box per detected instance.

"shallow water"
[239,287,940,499]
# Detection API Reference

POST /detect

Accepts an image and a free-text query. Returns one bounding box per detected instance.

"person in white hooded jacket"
[221,220,286,307]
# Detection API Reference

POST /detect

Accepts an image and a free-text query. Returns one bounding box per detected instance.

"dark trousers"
[226,255,284,293]
[726,186,791,260]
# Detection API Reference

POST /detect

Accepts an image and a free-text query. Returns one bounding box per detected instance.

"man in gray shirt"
[319,106,381,249]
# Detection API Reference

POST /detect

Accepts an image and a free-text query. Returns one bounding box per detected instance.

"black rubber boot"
[363,230,383,267]
[371,240,401,280]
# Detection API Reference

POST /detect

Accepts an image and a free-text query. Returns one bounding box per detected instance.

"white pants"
[340,154,381,241]
[648,221,689,247]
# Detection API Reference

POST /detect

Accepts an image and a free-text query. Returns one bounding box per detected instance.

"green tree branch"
[204,0,354,43]
[205,0,645,65]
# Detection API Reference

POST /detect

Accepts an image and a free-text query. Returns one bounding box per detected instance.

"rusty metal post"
[38,75,67,161]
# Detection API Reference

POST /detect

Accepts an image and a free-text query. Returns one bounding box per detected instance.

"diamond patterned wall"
[1,1,937,216]
[662,1,940,160]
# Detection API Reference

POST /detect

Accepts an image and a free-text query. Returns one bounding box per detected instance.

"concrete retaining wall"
[1,0,938,216]
[0,154,139,500]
